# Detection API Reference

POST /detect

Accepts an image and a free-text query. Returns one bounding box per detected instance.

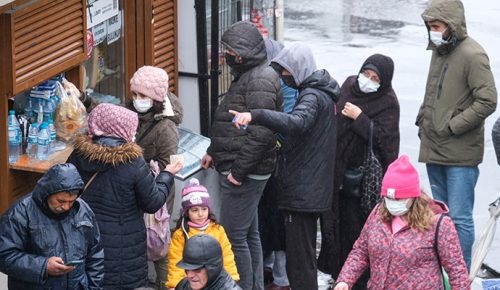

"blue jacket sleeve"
[0,203,49,285]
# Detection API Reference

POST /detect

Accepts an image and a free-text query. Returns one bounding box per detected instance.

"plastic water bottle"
[36,123,50,160]
[36,99,44,125]
[26,123,38,159]
[8,110,21,163]
[47,119,57,152]
[43,98,55,122]
[25,97,35,123]
[47,119,56,141]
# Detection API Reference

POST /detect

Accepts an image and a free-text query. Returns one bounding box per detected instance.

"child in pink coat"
[334,155,470,290]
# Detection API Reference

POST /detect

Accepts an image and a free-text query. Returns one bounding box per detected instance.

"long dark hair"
[174,209,218,240]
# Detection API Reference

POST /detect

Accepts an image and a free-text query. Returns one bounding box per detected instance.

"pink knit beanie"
[181,178,211,214]
[88,103,138,142]
[381,155,421,199]
[130,66,169,102]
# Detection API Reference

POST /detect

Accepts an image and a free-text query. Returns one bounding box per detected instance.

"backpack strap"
[83,172,99,192]
[434,214,447,285]
[136,120,159,143]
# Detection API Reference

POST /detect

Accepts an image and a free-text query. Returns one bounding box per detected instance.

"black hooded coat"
[251,43,341,212]
[0,163,104,290]
[206,21,282,182]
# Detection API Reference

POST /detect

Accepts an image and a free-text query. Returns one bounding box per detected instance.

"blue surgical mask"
[358,74,380,93]
[384,197,414,216]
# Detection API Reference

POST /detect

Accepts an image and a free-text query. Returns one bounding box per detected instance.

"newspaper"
[174,128,211,180]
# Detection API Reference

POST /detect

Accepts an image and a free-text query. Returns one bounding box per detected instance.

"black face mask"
[225,53,239,68]
[281,75,298,89]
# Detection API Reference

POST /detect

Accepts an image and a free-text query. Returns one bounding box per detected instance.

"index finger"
[228,110,239,115]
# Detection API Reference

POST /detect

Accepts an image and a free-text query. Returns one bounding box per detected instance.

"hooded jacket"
[0,164,104,290]
[318,54,400,275]
[416,0,497,166]
[336,200,470,289]
[251,43,341,212]
[207,21,282,182]
[135,92,184,169]
[175,235,241,290]
[167,222,239,288]
[68,135,174,289]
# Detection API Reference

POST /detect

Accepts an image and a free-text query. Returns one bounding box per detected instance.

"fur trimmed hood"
[73,134,143,167]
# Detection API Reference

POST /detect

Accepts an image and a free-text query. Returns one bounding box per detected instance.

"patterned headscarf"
[88,103,138,142]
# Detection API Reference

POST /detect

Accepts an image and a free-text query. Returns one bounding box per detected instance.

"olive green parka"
[416,0,497,166]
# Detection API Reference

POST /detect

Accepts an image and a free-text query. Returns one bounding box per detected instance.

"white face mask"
[358,74,380,94]
[384,197,414,216]
[133,99,153,113]
[429,28,448,47]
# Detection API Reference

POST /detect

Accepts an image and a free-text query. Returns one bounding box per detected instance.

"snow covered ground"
[284,0,500,288]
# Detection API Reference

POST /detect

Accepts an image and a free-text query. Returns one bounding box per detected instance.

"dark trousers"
[283,211,319,290]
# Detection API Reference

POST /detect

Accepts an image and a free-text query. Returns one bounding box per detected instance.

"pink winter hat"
[381,155,421,199]
[181,178,211,214]
[130,66,169,102]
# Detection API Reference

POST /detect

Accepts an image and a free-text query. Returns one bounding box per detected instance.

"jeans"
[219,174,268,290]
[264,251,289,286]
[147,257,168,290]
[426,164,478,269]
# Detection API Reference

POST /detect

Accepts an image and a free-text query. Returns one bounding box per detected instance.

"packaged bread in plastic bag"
[54,78,87,140]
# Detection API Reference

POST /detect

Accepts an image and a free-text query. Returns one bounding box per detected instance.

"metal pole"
[210,0,220,132]
[194,0,211,136]
[274,0,284,42]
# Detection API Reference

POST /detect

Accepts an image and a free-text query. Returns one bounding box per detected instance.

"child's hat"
[181,178,211,214]
[381,154,421,199]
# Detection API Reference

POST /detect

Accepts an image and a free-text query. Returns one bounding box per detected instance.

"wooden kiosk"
[0,0,177,214]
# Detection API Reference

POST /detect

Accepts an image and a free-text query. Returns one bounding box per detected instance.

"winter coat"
[135,92,183,169]
[318,54,400,276]
[167,221,239,288]
[416,0,497,166]
[336,201,470,290]
[207,21,282,182]
[0,163,104,290]
[68,134,174,289]
[252,43,340,212]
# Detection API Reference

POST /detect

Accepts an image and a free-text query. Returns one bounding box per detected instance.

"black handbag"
[343,167,363,197]
[360,121,383,214]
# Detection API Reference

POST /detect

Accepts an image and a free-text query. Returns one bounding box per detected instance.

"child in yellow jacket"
[166,178,239,289]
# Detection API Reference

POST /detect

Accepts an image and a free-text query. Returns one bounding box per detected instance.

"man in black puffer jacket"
[175,235,241,290]
[0,163,104,290]
[230,43,340,290]
[201,21,282,290]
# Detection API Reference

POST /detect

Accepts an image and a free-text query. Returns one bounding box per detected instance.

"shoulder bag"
[359,121,383,214]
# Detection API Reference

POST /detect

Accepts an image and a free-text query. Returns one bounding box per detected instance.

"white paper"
[87,0,119,29]
[92,22,107,46]
[106,13,122,44]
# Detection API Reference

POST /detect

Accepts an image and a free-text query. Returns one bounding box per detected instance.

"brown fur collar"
[73,134,143,166]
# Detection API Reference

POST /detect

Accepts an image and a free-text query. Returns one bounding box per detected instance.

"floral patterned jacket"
[336,201,470,290]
